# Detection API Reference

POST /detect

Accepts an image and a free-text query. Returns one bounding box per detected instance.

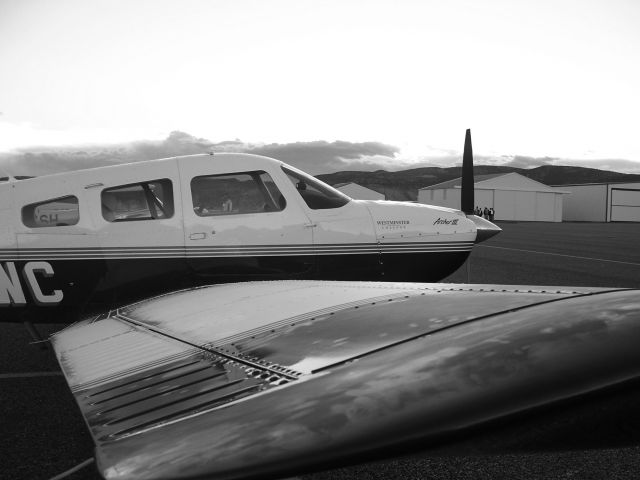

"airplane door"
[280,166,381,280]
[87,160,187,303]
[179,157,315,280]
[13,180,103,317]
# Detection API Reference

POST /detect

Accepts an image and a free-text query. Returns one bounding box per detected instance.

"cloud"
[242,141,399,174]
[504,155,560,169]
[0,130,218,176]
[1,130,638,177]
[0,132,400,176]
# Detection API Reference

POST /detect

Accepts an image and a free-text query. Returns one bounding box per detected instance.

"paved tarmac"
[1,221,639,479]
[445,221,640,288]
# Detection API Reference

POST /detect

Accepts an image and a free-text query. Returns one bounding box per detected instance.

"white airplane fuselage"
[0,153,489,323]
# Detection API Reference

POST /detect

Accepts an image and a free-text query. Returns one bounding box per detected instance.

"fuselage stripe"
[0,242,474,261]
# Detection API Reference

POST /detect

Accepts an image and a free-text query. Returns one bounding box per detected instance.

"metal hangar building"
[553,182,640,222]
[418,172,567,222]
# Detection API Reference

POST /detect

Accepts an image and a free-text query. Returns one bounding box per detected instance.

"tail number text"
[0,261,63,306]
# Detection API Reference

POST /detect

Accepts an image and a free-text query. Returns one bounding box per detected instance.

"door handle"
[304,223,318,228]
[189,232,206,240]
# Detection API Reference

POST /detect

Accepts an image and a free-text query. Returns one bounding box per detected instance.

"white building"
[554,182,640,222]
[334,182,385,200]
[418,172,567,222]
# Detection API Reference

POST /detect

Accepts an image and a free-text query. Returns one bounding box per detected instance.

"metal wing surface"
[51,281,640,480]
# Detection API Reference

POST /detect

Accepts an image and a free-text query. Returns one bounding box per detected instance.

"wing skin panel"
[216,289,571,374]
[118,282,418,344]
[51,318,198,391]
[88,361,267,443]
[53,334,293,445]
[116,281,597,375]
[95,289,640,480]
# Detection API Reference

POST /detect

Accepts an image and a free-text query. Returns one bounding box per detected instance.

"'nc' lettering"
[0,261,63,307]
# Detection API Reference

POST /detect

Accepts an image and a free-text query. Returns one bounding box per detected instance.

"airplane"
[0,130,500,326]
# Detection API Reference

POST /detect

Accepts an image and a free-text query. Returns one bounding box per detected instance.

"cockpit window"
[282,166,350,210]
[22,196,79,228]
[101,179,174,222]
[191,171,286,216]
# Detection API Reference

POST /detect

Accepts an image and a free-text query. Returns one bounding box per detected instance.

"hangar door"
[494,190,557,221]
[494,190,536,221]
[535,192,556,222]
[611,188,640,222]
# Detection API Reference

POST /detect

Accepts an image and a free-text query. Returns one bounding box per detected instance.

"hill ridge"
[317,165,640,201]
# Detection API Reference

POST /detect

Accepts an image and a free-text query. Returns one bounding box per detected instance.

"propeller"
[461,129,501,243]
[461,129,474,215]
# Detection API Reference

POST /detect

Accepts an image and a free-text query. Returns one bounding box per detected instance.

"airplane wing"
[50,281,640,480]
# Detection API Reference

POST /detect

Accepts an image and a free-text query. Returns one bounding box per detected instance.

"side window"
[101,179,174,222]
[191,171,286,216]
[22,195,80,228]
[282,166,350,210]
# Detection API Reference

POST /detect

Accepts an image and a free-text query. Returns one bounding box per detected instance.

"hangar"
[418,172,567,222]
[554,182,640,222]
[334,182,385,200]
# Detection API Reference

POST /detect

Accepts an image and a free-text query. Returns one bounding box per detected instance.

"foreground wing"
[51,281,640,479]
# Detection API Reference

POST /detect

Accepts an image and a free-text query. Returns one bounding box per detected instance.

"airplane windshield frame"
[281,166,351,210]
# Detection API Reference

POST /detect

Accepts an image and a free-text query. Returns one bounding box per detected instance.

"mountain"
[318,165,640,201]
[521,165,640,186]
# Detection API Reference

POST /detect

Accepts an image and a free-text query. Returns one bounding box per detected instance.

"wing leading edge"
[51,281,640,479]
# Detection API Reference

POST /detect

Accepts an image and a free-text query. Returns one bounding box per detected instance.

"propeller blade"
[461,128,474,214]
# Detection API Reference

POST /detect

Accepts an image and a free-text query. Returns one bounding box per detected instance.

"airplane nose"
[467,214,501,243]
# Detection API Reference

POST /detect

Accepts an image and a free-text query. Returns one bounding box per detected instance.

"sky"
[1,0,639,175]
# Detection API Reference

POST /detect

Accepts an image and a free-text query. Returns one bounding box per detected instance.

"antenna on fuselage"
[461,128,474,215]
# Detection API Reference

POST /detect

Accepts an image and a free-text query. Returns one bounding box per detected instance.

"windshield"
[282,166,350,210]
